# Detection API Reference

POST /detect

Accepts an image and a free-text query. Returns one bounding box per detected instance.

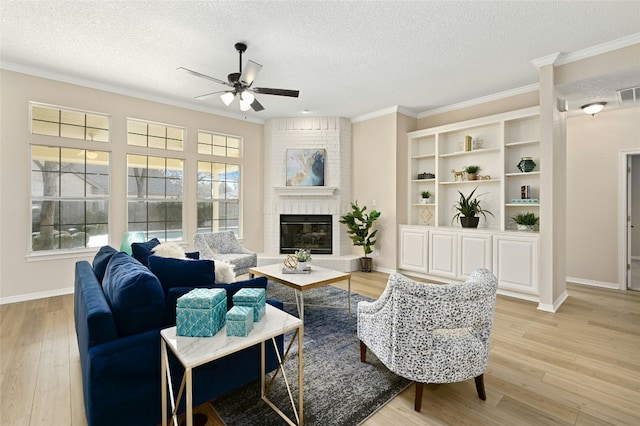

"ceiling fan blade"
[253,87,300,97]
[177,67,230,87]
[251,98,265,112]
[240,60,263,86]
[194,90,226,100]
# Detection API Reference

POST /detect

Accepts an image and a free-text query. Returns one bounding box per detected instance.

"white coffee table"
[160,304,304,426]
[249,263,352,322]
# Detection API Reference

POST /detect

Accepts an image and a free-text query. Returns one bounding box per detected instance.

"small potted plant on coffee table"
[294,248,312,271]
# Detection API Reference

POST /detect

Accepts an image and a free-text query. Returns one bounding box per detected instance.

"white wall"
[0,70,264,302]
[566,106,640,286]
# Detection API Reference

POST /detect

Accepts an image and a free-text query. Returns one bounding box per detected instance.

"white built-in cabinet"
[400,107,541,301]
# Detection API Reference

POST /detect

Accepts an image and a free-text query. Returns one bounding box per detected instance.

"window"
[30,146,110,251]
[198,131,240,157]
[127,155,183,241]
[197,161,240,234]
[127,119,184,151]
[31,103,110,142]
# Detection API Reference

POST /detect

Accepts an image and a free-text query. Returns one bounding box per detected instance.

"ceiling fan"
[178,42,300,112]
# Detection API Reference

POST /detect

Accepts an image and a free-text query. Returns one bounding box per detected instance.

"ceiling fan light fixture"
[581,102,606,116]
[220,91,235,106]
[239,91,255,111]
[240,91,255,104]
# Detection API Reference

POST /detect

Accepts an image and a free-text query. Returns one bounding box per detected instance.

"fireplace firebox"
[280,214,332,255]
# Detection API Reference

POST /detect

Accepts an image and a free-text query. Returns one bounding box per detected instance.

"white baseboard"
[566,276,619,289]
[537,290,569,313]
[0,287,74,305]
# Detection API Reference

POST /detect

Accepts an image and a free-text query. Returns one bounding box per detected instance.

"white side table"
[161,304,304,426]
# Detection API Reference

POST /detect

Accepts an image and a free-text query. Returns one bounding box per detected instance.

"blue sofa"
[74,243,283,426]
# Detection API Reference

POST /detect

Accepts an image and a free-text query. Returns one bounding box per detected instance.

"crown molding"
[0,61,266,124]
[350,105,417,123]
[416,83,539,119]
[555,32,640,66]
[531,52,562,69]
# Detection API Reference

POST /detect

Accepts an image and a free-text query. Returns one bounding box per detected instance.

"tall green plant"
[452,187,494,224]
[339,201,381,257]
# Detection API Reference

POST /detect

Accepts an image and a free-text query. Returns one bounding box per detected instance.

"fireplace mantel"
[273,186,337,196]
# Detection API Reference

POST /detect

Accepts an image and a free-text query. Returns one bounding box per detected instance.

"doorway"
[621,151,640,291]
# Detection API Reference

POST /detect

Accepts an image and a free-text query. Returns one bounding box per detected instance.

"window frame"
[196,130,244,237]
[126,153,185,243]
[29,101,111,143]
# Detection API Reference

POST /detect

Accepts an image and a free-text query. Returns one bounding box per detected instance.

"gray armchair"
[357,269,498,412]
[193,231,257,276]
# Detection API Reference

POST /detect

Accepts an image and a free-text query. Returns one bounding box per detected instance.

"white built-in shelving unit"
[401,107,542,301]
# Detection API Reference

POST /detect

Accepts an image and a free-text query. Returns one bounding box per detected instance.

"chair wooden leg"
[474,374,486,400]
[414,382,423,412]
[359,341,367,362]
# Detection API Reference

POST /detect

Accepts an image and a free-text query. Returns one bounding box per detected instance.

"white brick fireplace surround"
[259,117,359,272]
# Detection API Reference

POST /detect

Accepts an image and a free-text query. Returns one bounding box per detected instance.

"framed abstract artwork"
[286,148,325,186]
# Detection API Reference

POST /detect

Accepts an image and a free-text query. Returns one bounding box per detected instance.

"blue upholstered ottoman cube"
[232,288,266,322]
[176,288,227,337]
[226,306,254,337]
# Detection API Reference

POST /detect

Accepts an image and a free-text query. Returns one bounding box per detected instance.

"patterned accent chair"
[357,269,498,412]
[193,231,258,276]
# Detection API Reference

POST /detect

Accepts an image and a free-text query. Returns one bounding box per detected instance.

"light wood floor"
[1,271,639,425]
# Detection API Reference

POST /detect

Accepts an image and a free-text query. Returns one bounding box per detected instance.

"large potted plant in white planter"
[339,201,381,272]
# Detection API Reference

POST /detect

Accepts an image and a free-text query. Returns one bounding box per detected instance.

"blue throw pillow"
[92,245,118,283]
[148,255,215,293]
[102,252,165,337]
[214,276,268,309]
[186,251,199,259]
[131,238,160,268]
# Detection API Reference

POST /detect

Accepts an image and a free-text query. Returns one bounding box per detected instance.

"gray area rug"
[211,282,411,425]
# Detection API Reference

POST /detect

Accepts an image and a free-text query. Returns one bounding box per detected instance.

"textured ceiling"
[1,1,639,122]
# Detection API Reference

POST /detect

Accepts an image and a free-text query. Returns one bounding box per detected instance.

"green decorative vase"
[517,157,536,173]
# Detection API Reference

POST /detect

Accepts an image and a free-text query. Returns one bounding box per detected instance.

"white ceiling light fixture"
[581,102,606,116]
[220,91,236,106]
[239,91,255,111]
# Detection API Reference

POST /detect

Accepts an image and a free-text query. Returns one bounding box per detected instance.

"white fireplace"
[261,117,358,271]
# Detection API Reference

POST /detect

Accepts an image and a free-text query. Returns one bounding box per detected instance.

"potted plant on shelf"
[465,165,480,180]
[452,187,494,228]
[294,248,312,271]
[420,191,431,204]
[339,201,381,272]
[511,212,539,231]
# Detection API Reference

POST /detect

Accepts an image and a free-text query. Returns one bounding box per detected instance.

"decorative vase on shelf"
[517,157,536,173]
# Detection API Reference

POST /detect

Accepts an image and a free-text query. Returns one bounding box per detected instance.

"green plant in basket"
[294,248,312,262]
[511,212,539,231]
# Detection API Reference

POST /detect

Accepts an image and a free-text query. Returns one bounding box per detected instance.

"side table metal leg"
[161,340,167,426]
[347,277,352,315]
[186,368,193,426]
[298,324,304,426]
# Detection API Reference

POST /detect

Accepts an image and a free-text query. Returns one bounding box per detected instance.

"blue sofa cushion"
[131,238,160,268]
[102,252,165,337]
[92,245,118,283]
[148,255,215,291]
[216,276,269,309]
